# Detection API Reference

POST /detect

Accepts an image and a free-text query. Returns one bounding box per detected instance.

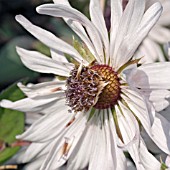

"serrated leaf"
[0,83,25,164]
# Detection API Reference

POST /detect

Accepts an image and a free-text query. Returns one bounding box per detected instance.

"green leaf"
[0,83,25,164]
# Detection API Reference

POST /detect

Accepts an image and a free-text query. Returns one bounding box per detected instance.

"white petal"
[153,99,169,112]
[141,89,170,112]
[67,110,99,170]
[116,102,142,169]
[138,38,159,63]
[16,47,73,77]
[23,156,45,170]
[90,0,109,63]
[50,49,68,63]
[121,88,154,133]
[15,15,86,64]
[150,113,170,154]
[112,0,145,68]
[40,112,88,170]
[115,2,162,69]
[165,155,170,167]
[149,25,170,44]
[129,62,170,89]
[89,111,116,170]
[139,38,166,63]
[108,109,127,170]
[160,101,170,122]
[17,80,65,98]
[139,138,161,170]
[21,142,48,163]
[110,0,122,63]
[36,4,104,63]
[25,112,43,125]
[0,94,64,113]
[116,102,140,145]
[52,0,97,61]
[17,102,73,142]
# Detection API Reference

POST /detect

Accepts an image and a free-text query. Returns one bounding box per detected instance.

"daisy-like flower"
[135,0,170,63]
[1,0,170,169]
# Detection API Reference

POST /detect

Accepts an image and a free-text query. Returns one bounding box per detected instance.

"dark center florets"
[65,64,121,112]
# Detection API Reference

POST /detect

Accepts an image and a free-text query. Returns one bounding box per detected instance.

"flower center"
[65,64,120,112]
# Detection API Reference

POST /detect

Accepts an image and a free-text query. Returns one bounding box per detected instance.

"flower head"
[1,0,170,169]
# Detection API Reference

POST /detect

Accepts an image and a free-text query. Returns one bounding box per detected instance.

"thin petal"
[23,156,45,170]
[21,142,48,163]
[112,0,145,68]
[67,110,99,170]
[89,111,116,170]
[150,113,170,154]
[149,25,170,44]
[17,102,73,142]
[40,112,88,170]
[115,2,162,70]
[141,89,170,112]
[116,102,143,169]
[90,0,109,63]
[17,80,65,98]
[50,49,68,63]
[16,47,73,77]
[108,109,127,170]
[0,95,64,113]
[36,4,104,63]
[121,88,153,134]
[128,62,170,89]
[15,15,86,64]
[52,0,97,61]
[110,0,122,63]
[139,138,161,170]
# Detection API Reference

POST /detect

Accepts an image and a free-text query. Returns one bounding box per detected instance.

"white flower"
[1,0,170,169]
[135,0,170,63]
